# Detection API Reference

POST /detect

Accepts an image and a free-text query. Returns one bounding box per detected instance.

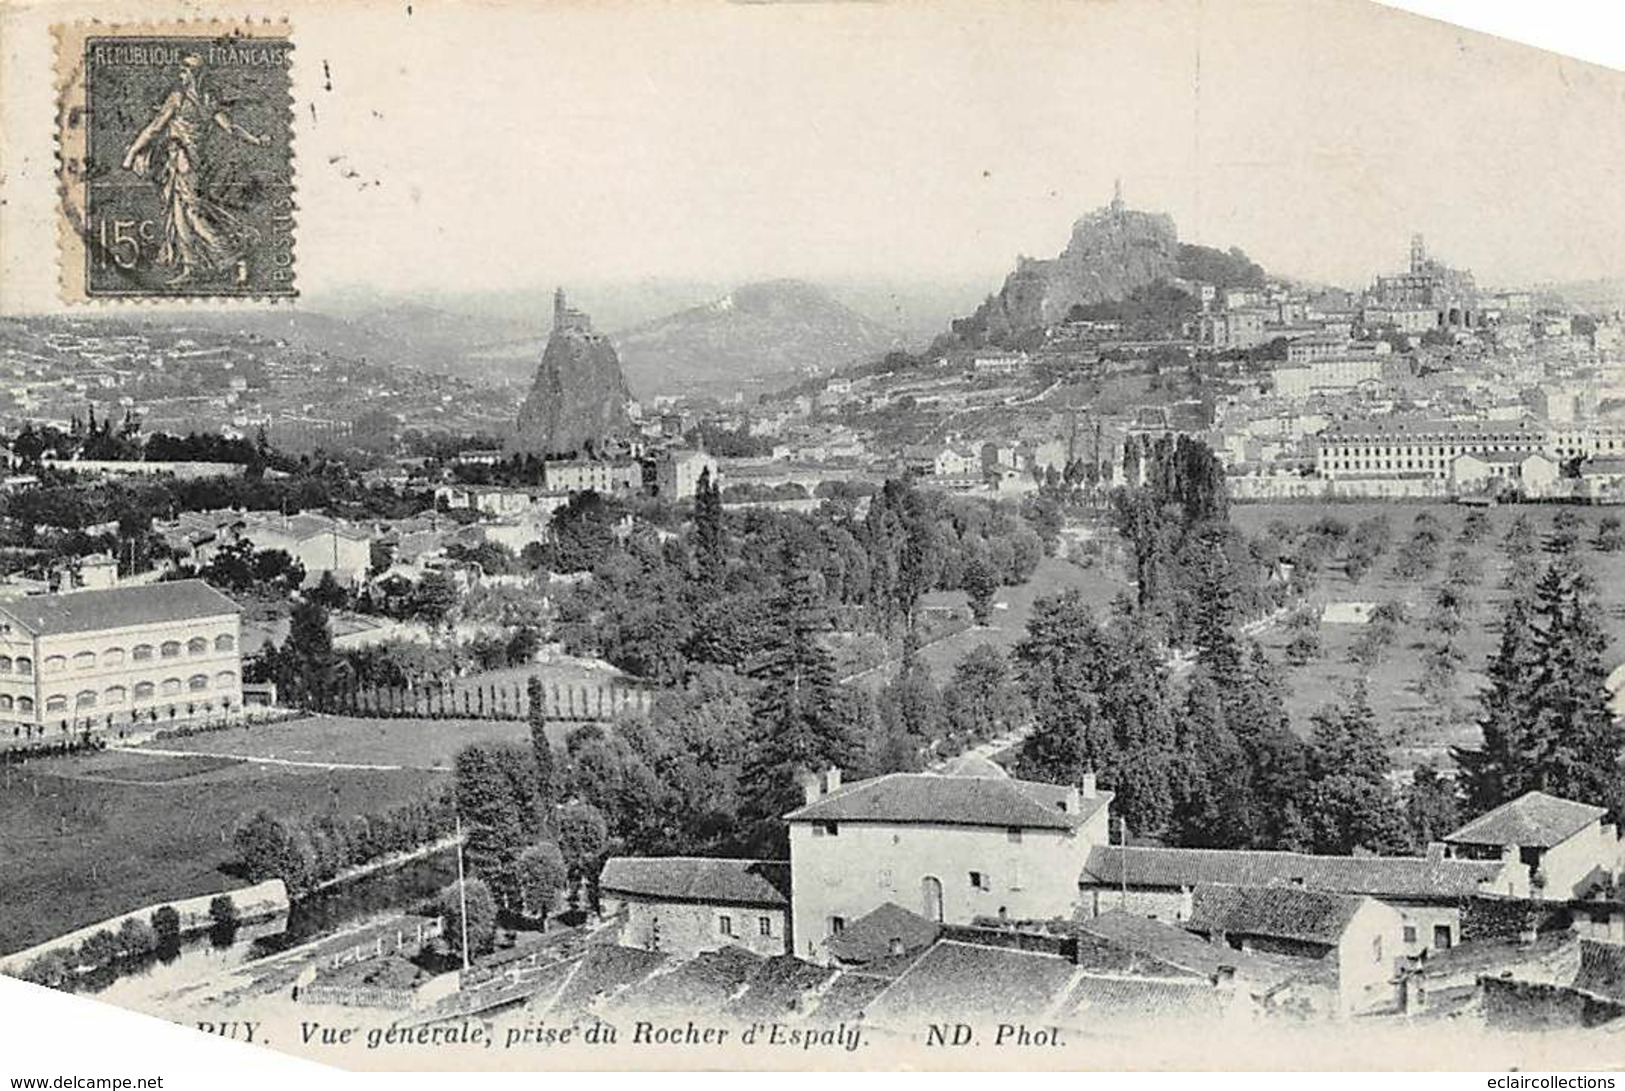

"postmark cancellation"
[55,20,296,302]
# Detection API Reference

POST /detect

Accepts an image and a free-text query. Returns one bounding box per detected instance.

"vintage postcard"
[2,0,1625,1076]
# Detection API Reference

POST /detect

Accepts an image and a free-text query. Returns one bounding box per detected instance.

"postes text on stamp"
[56,22,296,301]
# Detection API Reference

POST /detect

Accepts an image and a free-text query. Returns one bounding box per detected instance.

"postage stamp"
[55,21,296,302]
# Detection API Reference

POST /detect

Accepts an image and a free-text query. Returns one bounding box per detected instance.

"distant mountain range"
[149,279,922,398]
[610,279,907,396]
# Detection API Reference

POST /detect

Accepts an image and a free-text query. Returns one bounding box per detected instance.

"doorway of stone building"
[921,875,944,922]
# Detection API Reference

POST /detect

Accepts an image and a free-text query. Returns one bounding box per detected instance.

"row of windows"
[1324,444,1539,459]
[717,914,774,938]
[0,635,234,676]
[22,672,239,712]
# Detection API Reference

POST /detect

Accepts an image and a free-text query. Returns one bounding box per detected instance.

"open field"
[0,747,443,956]
[1231,501,1625,770]
[859,553,1133,687]
[135,714,586,771]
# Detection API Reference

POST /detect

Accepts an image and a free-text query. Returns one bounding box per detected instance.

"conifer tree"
[1302,682,1410,855]
[693,467,725,583]
[738,570,856,852]
[1454,592,1535,814]
[1169,668,1254,847]
[1458,559,1625,819]
[527,675,556,826]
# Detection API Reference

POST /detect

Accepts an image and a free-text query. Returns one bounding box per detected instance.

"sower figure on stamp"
[120,53,266,287]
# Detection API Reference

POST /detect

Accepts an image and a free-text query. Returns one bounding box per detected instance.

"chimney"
[1212,965,1236,991]
[888,937,905,957]
[1062,787,1080,815]
[1179,887,1194,922]
[1081,772,1098,799]
[824,767,842,794]
[800,771,821,806]
[1426,841,1447,864]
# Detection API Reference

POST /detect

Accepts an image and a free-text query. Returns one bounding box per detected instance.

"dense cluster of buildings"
[588,761,1625,1027]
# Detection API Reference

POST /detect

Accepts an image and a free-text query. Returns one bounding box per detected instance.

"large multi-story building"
[0,580,242,741]
[1315,417,1549,481]
[1273,353,1387,399]
[783,766,1113,963]
[542,458,642,496]
[653,448,719,500]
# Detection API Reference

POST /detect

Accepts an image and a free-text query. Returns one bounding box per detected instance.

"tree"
[1405,764,1461,849]
[150,905,181,948]
[1460,509,1492,546]
[309,570,348,610]
[264,597,343,711]
[453,743,544,908]
[963,556,998,626]
[1457,561,1625,820]
[1454,592,1535,815]
[412,571,459,627]
[1302,684,1409,855]
[693,467,725,583]
[526,675,556,820]
[1597,516,1625,554]
[233,809,317,892]
[515,841,569,922]
[1283,605,1322,666]
[438,877,497,959]
[1169,669,1254,848]
[943,644,1023,744]
[556,802,609,909]
[738,569,858,852]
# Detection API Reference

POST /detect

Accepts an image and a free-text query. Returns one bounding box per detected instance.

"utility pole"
[1118,814,1129,911]
[454,810,470,974]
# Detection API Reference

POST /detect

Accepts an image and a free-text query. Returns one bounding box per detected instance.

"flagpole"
[454,810,470,974]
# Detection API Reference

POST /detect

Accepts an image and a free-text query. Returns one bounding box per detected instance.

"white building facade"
[0,580,243,742]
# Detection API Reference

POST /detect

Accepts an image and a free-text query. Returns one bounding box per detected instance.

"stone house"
[1184,883,1403,1016]
[599,856,791,960]
[1078,844,1525,958]
[784,766,1112,963]
[1444,791,1625,901]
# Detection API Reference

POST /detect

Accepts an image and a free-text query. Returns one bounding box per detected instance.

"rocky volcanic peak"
[979,188,1183,338]
[511,289,632,456]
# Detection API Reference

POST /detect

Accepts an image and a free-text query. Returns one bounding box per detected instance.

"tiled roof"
[826,902,943,965]
[1320,416,1543,438]
[543,945,667,1018]
[1186,883,1365,948]
[242,512,372,543]
[1072,912,1295,983]
[606,945,763,1016]
[865,941,1081,1023]
[784,772,1108,830]
[1081,845,1505,900]
[937,753,1009,779]
[1576,940,1625,1002]
[1052,973,1226,1027]
[724,955,839,1021]
[599,857,791,907]
[0,580,239,636]
[809,973,891,1023]
[1445,792,1606,849]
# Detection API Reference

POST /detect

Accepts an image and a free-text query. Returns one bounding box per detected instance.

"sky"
[3,0,1624,315]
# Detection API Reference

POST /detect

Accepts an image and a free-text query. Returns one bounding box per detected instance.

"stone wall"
[0,878,288,973]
